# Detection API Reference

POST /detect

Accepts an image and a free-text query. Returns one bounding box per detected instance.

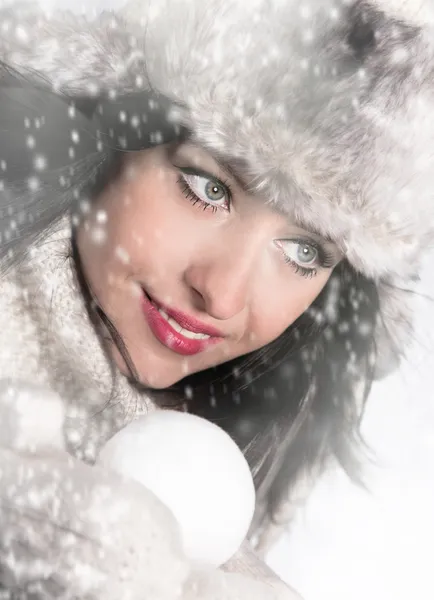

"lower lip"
[141,292,222,356]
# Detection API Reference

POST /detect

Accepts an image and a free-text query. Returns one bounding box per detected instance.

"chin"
[134,362,187,390]
[108,345,174,389]
[140,377,178,391]
[110,340,217,390]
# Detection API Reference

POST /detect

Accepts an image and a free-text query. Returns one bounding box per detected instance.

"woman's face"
[77,143,341,389]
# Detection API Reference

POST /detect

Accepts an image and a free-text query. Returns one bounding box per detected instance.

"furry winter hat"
[120,0,434,374]
[1,0,433,373]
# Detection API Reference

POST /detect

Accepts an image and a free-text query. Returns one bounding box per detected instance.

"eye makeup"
[167,142,342,277]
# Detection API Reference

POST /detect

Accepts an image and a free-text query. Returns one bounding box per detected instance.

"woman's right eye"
[177,170,231,212]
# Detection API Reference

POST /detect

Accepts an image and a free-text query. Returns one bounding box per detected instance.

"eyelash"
[176,168,232,213]
[176,166,335,279]
[280,240,336,279]
[285,259,318,279]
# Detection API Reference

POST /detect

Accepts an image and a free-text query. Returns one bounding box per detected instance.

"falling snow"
[0,0,432,598]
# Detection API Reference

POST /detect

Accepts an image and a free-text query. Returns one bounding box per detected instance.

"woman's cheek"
[250,283,318,346]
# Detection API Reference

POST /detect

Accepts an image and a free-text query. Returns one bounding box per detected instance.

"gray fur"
[0,0,430,370]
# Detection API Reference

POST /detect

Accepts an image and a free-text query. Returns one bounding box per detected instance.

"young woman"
[0,0,431,598]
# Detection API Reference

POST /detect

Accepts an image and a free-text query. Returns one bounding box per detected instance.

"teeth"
[157,308,210,340]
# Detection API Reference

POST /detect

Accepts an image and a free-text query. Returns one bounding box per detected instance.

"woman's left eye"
[277,240,322,278]
[177,170,231,212]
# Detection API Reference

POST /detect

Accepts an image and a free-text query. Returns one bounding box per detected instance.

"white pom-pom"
[98,410,256,567]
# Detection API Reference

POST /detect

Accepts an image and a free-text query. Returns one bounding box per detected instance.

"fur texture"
[0,0,430,371]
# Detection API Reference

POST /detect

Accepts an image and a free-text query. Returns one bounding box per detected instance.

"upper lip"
[144,290,225,338]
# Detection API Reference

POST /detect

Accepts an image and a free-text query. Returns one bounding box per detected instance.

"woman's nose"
[183,242,258,321]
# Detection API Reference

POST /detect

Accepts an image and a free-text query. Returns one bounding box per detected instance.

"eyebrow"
[207,150,252,192]
[183,137,252,192]
[291,218,337,245]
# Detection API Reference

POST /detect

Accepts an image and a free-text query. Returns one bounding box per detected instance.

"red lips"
[141,291,223,356]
